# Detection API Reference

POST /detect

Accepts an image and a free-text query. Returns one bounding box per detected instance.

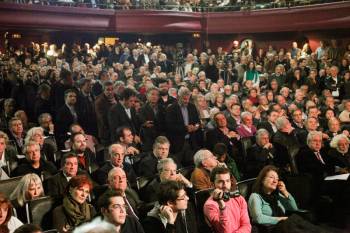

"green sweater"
[248,192,298,225]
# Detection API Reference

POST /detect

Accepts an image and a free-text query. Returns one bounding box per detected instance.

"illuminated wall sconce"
[193,33,200,38]
[12,33,22,39]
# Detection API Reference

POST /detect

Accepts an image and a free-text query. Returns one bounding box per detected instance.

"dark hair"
[64,89,77,100]
[70,132,85,144]
[210,166,230,183]
[120,88,136,101]
[157,181,184,205]
[98,189,124,211]
[64,175,93,196]
[60,152,78,168]
[267,109,278,116]
[116,126,132,142]
[213,143,227,157]
[0,193,13,227]
[252,165,279,194]
[13,224,42,233]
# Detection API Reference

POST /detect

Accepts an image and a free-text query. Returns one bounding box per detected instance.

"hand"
[134,135,141,144]
[176,173,192,187]
[49,123,55,133]
[160,205,177,224]
[227,131,238,139]
[277,217,288,221]
[126,146,139,156]
[212,189,226,209]
[186,125,195,133]
[322,133,329,140]
[277,181,289,198]
[263,143,273,149]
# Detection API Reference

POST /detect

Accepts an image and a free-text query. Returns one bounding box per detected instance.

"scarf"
[63,194,92,228]
[260,191,284,217]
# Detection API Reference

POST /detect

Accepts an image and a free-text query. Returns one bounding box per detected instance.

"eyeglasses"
[176,194,189,201]
[110,204,129,212]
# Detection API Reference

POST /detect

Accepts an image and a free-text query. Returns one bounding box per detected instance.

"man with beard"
[70,132,98,174]
[204,166,251,233]
[158,80,176,109]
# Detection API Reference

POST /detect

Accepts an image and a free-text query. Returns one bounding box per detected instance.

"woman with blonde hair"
[10,173,45,223]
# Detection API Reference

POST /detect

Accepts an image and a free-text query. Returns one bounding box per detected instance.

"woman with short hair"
[10,174,45,223]
[52,175,95,233]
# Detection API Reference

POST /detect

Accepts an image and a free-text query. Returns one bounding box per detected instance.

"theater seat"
[194,188,214,233]
[136,175,155,190]
[178,165,194,179]
[237,177,256,200]
[27,196,56,230]
[0,176,23,198]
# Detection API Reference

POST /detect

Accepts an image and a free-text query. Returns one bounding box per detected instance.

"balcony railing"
[1,0,349,12]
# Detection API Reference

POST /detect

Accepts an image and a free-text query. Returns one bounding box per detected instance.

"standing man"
[165,87,202,165]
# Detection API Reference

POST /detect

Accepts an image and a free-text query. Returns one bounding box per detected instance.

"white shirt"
[0,151,6,168]
[8,216,23,233]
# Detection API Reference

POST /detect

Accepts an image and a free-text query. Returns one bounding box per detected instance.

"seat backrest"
[0,176,23,198]
[28,196,56,230]
[136,175,155,190]
[194,188,214,233]
[177,166,194,179]
[241,137,253,158]
[237,177,256,200]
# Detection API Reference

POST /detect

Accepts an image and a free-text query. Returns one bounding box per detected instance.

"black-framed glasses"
[110,204,129,212]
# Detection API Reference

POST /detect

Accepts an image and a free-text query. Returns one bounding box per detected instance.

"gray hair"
[108,143,125,157]
[157,158,176,173]
[178,86,191,99]
[24,127,44,145]
[23,141,40,156]
[193,149,212,167]
[241,111,252,121]
[73,217,116,233]
[275,116,289,130]
[306,131,323,147]
[153,136,170,149]
[329,134,350,149]
[10,173,44,206]
[256,129,270,143]
[107,167,125,182]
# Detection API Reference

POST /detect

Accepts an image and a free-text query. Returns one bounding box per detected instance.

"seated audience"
[204,166,251,233]
[137,136,177,177]
[246,129,281,178]
[142,180,198,233]
[7,118,25,155]
[12,141,57,179]
[191,149,218,190]
[328,134,350,173]
[0,193,23,233]
[100,167,143,219]
[0,131,18,177]
[206,112,240,158]
[69,132,98,174]
[248,165,327,232]
[92,143,137,187]
[10,174,45,223]
[24,127,55,163]
[53,175,95,233]
[99,190,145,233]
[212,143,240,181]
[141,158,192,203]
[47,153,86,198]
[236,111,257,138]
